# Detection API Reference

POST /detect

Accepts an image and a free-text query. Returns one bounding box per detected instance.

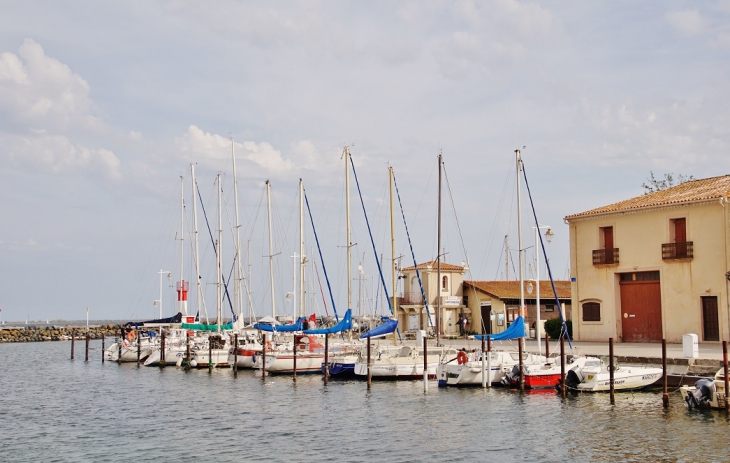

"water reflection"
[1,340,728,462]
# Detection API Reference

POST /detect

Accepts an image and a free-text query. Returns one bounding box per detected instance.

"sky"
[1,1,729,322]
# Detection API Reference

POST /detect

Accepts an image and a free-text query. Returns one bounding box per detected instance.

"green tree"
[544,317,572,340]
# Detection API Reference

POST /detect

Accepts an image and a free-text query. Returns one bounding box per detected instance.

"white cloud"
[0,39,99,132]
[666,10,704,37]
[176,125,295,175]
[2,133,121,179]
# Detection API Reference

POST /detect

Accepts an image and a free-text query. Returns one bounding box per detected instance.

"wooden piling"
[560,336,566,398]
[324,334,329,386]
[71,329,75,360]
[367,335,372,390]
[293,335,297,382]
[101,333,105,363]
[85,332,90,362]
[262,336,267,381]
[518,339,524,391]
[208,335,212,372]
[160,330,166,368]
[662,338,669,408]
[423,334,428,392]
[117,327,122,364]
[136,330,141,365]
[722,341,730,412]
[609,337,615,405]
[186,330,191,368]
[545,333,550,358]
[234,334,239,378]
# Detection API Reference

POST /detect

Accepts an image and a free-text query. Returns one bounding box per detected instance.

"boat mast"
[345,147,352,312]
[437,152,442,345]
[389,166,398,345]
[217,173,223,332]
[505,235,510,280]
[179,175,186,316]
[231,137,243,324]
[266,180,276,319]
[190,164,207,323]
[299,178,305,318]
[516,148,525,386]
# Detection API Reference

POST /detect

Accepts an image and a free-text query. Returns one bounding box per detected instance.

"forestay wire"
[520,163,573,349]
[392,171,435,331]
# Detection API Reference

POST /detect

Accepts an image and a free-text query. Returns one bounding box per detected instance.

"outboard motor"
[502,365,521,387]
[685,378,715,409]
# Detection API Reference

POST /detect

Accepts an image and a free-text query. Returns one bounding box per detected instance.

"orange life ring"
[457,351,468,365]
[265,340,272,352]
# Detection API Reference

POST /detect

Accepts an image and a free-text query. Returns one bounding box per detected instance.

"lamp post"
[156,269,171,319]
[532,225,553,357]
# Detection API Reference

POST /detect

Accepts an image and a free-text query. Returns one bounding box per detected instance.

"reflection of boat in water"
[680,368,728,409]
[563,356,662,392]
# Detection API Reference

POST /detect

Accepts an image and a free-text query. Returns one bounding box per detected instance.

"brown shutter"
[674,218,686,243]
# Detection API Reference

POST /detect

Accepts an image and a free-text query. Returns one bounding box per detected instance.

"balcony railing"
[662,241,693,260]
[593,248,619,266]
[402,291,424,305]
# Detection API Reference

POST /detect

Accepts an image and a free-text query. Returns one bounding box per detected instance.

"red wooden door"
[603,227,614,264]
[620,280,662,342]
[674,218,687,258]
[702,296,719,341]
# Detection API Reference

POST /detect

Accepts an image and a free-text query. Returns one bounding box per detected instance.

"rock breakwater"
[0,325,119,343]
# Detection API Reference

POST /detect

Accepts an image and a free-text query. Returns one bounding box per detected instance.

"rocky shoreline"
[0,325,119,343]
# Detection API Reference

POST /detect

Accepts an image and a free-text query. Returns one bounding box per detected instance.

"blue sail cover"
[303,309,352,334]
[254,318,304,332]
[360,318,398,339]
[474,316,526,341]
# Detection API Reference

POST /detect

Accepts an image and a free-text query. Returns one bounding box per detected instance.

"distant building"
[565,175,730,343]
[397,261,466,337]
[463,280,572,336]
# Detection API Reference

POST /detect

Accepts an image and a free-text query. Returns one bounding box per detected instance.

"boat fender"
[457,351,468,365]
[176,358,183,367]
[190,359,197,368]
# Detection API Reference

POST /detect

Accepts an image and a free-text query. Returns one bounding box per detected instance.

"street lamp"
[532,225,553,357]
[155,269,171,319]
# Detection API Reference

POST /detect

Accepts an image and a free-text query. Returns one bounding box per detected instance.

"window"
[441,275,448,291]
[582,302,601,322]
[545,304,555,313]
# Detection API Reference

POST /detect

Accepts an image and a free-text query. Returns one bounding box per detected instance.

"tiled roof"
[401,261,465,272]
[565,175,730,220]
[464,280,571,300]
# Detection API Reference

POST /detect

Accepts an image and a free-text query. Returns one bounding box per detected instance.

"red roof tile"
[401,261,465,272]
[464,280,571,300]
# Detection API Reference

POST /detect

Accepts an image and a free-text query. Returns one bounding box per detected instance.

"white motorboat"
[437,350,547,387]
[680,368,728,409]
[354,344,458,380]
[564,356,662,392]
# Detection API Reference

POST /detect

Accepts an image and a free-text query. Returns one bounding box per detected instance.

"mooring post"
[367,335,372,390]
[722,341,730,411]
[560,336,566,398]
[481,335,486,388]
[609,337,615,405]
[85,332,90,362]
[117,326,122,364]
[71,329,75,360]
[324,334,329,386]
[293,335,297,382]
[101,332,105,364]
[423,334,428,392]
[186,330,191,368]
[487,335,492,388]
[136,330,141,365]
[234,334,239,378]
[262,334,267,380]
[545,333,550,358]
[518,339,524,391]
[662,338,669,408]
[208,335,212,372]
[160,330,166,368]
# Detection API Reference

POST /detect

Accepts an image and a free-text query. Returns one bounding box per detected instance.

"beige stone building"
[462,280,572,336]
[396,261,467,337]
[565,175,730,343]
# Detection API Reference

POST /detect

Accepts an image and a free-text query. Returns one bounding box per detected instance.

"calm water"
[1,341,728,462]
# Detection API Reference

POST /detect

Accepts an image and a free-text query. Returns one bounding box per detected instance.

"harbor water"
[2,340,728,462]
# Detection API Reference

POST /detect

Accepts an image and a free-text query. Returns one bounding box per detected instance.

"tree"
[642,171,694,194]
